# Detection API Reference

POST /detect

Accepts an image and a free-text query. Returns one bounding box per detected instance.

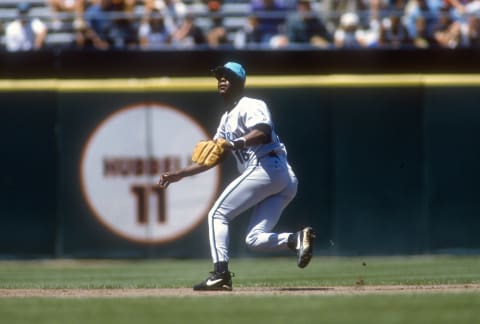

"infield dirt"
[1,284,480,298]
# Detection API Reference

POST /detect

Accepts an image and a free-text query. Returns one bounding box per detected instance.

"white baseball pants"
[207,153,298,263]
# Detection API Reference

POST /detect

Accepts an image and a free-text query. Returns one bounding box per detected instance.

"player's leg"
[208,165,288,264]
[245,168,315,268]
[194,165,287,291]
[244,173,297,251]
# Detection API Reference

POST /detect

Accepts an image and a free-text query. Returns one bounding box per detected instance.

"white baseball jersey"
[208,96,298,264]
[213,96,287,172]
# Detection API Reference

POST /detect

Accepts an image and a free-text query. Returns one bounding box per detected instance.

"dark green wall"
[1,84,479,258]
[0,92,58,256]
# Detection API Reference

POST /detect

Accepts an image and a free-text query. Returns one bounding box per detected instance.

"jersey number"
[234,149,250,163]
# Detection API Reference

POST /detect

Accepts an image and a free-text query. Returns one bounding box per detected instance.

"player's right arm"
[157,163,213,188]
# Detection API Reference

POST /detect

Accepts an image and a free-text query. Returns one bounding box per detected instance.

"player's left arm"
[223,123,272,150]
[244,123,272,145]
[243,100,273,147]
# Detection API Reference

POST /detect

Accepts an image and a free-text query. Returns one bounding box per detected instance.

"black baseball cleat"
[193,271,234,291]
[293,227,316,268]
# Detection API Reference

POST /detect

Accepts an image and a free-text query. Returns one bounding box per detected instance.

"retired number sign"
[80,103,220,243]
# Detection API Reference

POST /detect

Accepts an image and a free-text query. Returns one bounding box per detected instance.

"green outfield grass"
[1,255,479,288]
[2,293,480,324]
[1,256,480,324]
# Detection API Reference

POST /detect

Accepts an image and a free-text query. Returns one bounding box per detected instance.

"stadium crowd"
[1,0,480,51]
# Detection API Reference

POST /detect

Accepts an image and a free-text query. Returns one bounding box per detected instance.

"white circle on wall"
[80,103,220,243]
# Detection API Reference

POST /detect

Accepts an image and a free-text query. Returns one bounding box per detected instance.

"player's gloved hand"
[191,139,229,167]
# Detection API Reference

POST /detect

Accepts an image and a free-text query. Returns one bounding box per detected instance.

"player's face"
[216,75,231,96]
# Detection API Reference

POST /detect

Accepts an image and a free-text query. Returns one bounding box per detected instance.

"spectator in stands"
[347,0,384,47]
[109,0,138,48]
[411,15,436,47]
[377,12,412,48]
[461,15,480,47]
[144,0,188,35]
[206,17,229,47]
[171,14,207,47]
[443,0,468,15]
[434,19,462,47]
[4,3,48,52]
[404,0,442,41]
[205,1,230,48]
[79,0,113,49]
[239,15,263,46]
[321,0,369,31]
[80,0,138,49]
[202,0,230,48]
[432,6,461,48]
[333,12,368,48]
[285,0,332,48]
[47,0,86,30]
[249,0,289,45]
[138,8,172,48]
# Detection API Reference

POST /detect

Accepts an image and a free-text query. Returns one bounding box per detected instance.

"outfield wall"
[1,75,479,258]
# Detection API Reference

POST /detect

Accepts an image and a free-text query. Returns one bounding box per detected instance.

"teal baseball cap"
[212,62,246,83]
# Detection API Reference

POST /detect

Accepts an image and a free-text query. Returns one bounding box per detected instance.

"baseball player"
[158,62,315,291]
